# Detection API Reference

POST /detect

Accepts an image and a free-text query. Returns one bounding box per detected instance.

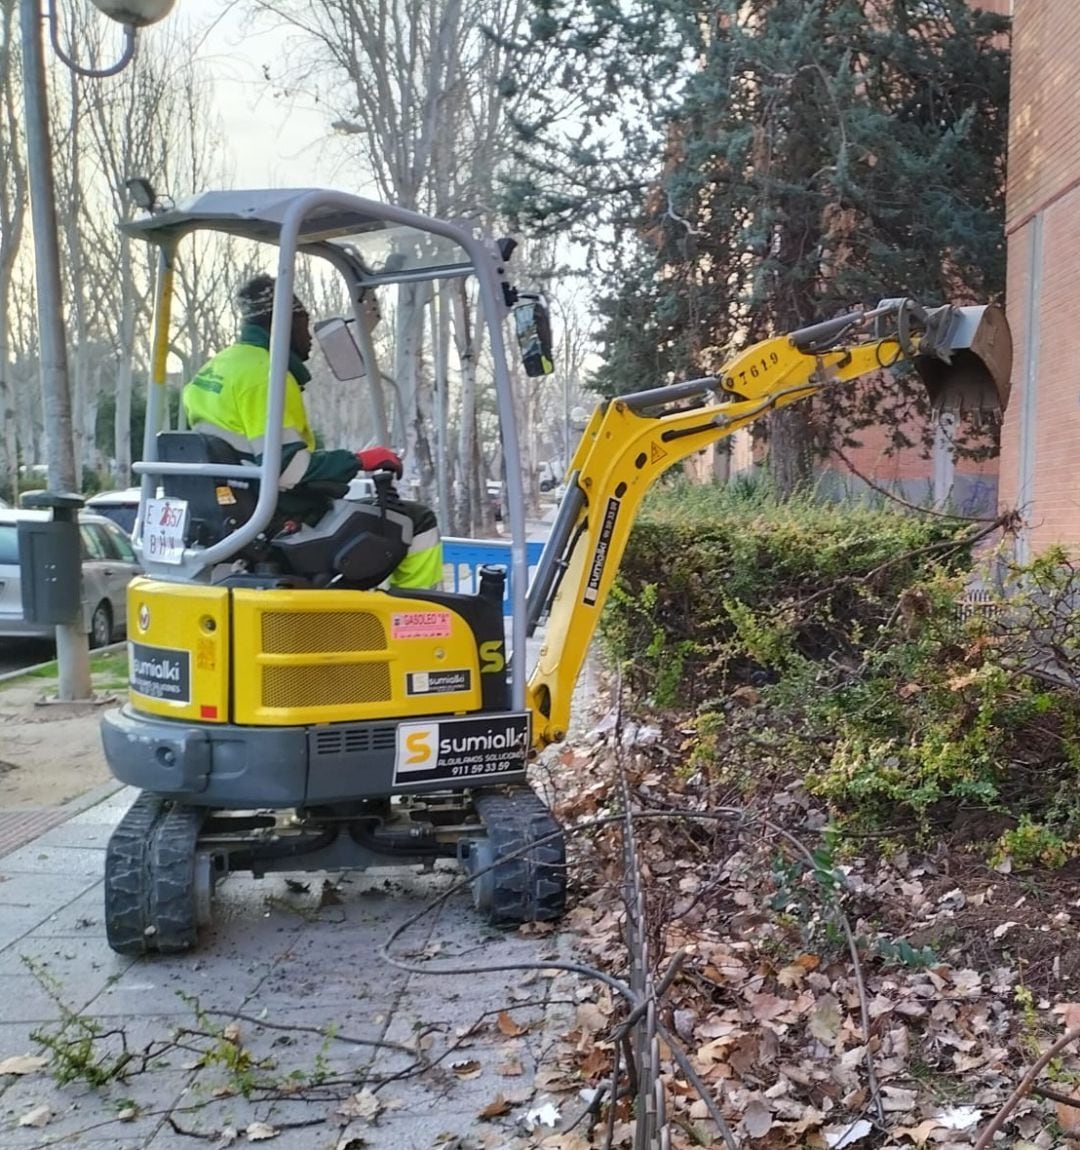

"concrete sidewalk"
[0,517,594,1147]
[0,785,578,1149]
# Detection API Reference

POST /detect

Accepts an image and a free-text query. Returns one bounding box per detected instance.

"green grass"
[0,648,127,693]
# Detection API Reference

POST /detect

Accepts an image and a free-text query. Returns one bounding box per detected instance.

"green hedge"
[603,480,968,705]
[602,480,1080,862]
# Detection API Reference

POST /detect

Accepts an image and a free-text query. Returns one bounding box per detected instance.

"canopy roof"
[121,189,475,283]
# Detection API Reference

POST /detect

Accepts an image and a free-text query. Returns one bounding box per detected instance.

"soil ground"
[0,660,120,811]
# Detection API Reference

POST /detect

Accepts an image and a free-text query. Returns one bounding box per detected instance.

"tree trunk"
[0,300,16,498]
[451,279,481,535]
[0,0,25,494]
[114,241,135,484]
[767,405,815,498]
[431,285,452,530]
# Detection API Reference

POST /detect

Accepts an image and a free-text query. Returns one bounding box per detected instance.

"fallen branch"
[972,1026,1080,1150]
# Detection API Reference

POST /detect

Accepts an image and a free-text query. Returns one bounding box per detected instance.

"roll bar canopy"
[121,189,478,287]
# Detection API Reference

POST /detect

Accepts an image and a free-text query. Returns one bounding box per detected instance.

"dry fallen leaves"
[497,1010,529,1038]
[0,1053,48,1075]
[245,1120,279,1141]
[1055,1092,1080,1137]
[548,718,1080,1150]
[824,1118,873,1147]
[478,1093,513,1120]
[337,1089,382,1122]
[18,1104,52,1128]
[523,1101,561,1131]
[742,1098,773,1138]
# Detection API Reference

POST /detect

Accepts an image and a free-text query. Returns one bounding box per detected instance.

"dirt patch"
[0,680,116,809]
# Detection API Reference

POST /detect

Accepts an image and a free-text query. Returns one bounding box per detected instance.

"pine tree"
[504,0,1010,493]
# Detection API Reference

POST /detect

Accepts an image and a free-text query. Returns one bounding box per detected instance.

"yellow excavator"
[101,187,1012,953]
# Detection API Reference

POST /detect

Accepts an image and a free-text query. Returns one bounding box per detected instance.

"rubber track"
[104,792,165,956]
[104,794,206,955]
[473,786,566,924]
[147,803,206,954]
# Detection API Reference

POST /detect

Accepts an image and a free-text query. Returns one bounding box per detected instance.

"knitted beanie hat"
[236,274,306,323]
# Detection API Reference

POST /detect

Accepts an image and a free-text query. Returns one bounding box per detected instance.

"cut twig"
[972,1026,1080,1150]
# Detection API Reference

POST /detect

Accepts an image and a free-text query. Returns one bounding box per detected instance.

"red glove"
[355,446,403,479]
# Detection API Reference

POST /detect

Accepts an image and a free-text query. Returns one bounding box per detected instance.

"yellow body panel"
[127,577,230,722]
[230,588,483,726]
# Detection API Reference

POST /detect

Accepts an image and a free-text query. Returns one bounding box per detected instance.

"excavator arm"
[524,297,1012,748]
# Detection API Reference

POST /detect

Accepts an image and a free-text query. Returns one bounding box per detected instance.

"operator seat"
[157,430,259,546]
[154,431,411,588]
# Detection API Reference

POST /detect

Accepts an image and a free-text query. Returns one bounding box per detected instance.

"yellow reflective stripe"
[152,259,174,388]
[388,539,444,590]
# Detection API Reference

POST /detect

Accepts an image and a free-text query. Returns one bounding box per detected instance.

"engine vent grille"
[312,725,397,757]
[262,611,386,654]
[263,663,391,708]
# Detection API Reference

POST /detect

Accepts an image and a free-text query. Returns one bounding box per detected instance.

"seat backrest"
[157,431,259,545]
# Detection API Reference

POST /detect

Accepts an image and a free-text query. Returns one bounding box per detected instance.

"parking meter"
[18,491,85,626]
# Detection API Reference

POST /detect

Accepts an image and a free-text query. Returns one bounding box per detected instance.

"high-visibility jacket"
[183,327,442,588]
[182,325,358,489]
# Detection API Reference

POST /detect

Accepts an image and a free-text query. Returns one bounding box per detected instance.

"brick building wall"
[997,0,1080,560]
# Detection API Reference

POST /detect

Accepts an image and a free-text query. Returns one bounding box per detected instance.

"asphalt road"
[0,637,57,676]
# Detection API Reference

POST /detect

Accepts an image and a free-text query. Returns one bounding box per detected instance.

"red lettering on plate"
[392,611,452,639]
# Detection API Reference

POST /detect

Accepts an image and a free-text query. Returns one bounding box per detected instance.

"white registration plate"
[143,498,189,565]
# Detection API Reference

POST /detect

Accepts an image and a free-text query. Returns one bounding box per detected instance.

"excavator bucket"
[913,303,1013,416]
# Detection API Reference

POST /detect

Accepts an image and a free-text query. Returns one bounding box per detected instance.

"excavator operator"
[182,274,442,589]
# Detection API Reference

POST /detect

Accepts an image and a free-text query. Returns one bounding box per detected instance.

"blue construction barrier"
[442,536,546,616]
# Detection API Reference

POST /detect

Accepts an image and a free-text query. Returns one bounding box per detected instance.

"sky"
[143,0,350,193]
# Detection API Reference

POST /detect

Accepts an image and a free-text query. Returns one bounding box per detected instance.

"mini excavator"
[100,187,1011,953]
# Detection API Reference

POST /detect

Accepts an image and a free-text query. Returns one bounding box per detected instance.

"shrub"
[602,478,968,704]
[604,480,1080,859]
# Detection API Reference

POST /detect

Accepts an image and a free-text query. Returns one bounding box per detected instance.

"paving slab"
[0,844,109,878]
[0,869,102,912]
[0,1068,195,1147]
[0,781,582,1149]
[0,927,130,980]
[23,885,114,939]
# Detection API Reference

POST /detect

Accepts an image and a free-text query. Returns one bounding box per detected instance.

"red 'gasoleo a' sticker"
[391,610,453,639]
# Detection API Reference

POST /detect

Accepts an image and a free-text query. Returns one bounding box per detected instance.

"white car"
[85,487,143,536]
[0,510,141,647]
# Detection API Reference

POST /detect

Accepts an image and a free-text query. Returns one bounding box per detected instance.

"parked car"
[538,460,563,493]
[0,510,140,647]
[85,487,143,536]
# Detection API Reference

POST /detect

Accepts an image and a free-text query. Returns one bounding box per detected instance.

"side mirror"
[514,294,555,378]
[314,317,367,382]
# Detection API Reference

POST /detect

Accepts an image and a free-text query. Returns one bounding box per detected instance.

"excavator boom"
[524,298,1012,747]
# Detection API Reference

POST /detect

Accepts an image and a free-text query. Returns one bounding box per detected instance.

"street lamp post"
[19,0,176,700]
